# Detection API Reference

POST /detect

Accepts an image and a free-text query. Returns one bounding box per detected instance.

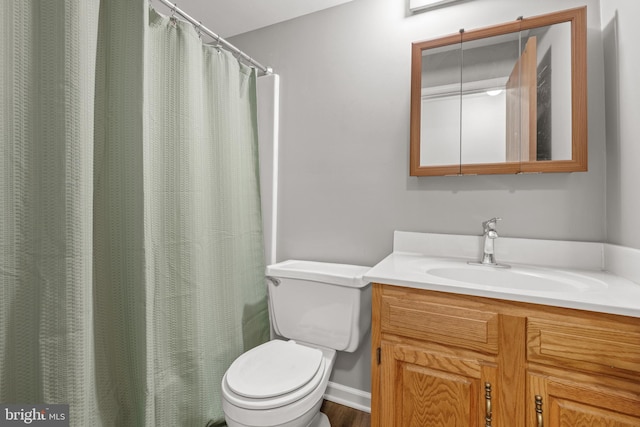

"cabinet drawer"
[527,317,640,378]
[381,295,499,354]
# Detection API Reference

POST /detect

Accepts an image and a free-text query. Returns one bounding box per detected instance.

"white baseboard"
[324,381,371,413]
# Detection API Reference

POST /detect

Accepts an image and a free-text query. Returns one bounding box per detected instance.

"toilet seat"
[222,340,326,410]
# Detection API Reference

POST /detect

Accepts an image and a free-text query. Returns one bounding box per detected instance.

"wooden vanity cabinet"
[379,340,498,426]
[527,371,640,427]
[526,312,640,426]
[371,283,640,427]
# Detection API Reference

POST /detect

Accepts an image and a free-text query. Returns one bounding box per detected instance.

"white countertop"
[364,232,640,318]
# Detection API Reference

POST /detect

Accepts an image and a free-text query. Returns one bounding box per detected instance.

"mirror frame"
[410,7,587,176]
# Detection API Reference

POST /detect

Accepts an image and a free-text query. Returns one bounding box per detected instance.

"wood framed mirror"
[410,7,587,176]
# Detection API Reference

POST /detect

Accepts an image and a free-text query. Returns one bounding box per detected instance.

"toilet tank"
[266,260,372,352]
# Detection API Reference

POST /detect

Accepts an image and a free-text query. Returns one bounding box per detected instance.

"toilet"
[221,260,372,427]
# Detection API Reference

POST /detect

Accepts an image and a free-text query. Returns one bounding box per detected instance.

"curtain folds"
[1,1,269,425]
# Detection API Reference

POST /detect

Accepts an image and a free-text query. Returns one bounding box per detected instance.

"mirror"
[410,7,587,176]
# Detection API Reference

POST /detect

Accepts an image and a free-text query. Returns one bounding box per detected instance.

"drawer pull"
[485,382,492,427]
[535,395,544,427]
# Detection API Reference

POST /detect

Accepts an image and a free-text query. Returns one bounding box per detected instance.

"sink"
[426,264,608,292]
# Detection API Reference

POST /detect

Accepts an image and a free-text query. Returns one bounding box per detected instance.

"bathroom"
[2,0,639,426]
[231,0,638,417]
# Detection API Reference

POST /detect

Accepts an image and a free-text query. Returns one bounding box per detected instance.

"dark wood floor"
[320,400,370,427]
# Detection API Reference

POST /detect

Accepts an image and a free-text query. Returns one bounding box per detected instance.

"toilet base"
[309,412,330,427]
[223,397,328,427]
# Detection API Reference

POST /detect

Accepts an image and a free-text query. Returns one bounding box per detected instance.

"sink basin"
[426,264,608,292]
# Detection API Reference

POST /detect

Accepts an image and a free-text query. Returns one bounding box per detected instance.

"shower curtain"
[0,1,270,425]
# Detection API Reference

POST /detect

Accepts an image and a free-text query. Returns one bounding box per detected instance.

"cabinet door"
[380,341,497,427]
[527,372,640,427]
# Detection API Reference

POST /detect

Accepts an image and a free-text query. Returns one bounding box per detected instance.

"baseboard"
[324,381,371,413]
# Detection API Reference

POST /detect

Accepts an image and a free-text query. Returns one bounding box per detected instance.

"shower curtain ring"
[196,21,203,39]
[169,2,178,26]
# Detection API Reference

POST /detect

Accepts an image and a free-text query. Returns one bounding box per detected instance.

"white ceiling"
[152,0,354,38]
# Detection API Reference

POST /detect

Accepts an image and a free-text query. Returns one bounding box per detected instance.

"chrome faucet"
[469,217,510,268]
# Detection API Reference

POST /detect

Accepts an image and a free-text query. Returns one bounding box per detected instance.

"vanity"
[365,231,640,427]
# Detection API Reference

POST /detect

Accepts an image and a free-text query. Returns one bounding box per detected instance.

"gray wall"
[601,0,640,250]
[232,0,607,394]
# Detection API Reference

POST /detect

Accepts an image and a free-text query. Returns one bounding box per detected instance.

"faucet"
[469,217,510,268]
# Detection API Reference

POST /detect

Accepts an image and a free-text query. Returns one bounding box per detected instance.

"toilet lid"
[226,340,324,399]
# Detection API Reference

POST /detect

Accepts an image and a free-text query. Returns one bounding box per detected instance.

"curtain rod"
[155,0,273,75]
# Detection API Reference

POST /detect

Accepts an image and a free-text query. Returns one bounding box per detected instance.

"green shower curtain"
[1,1,269,425]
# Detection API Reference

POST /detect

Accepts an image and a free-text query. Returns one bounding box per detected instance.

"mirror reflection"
[420,43,462,166]
[411,8,586,176]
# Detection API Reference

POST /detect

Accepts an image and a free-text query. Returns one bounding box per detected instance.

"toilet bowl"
[222,340,336,427]
[221,260,372,427]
